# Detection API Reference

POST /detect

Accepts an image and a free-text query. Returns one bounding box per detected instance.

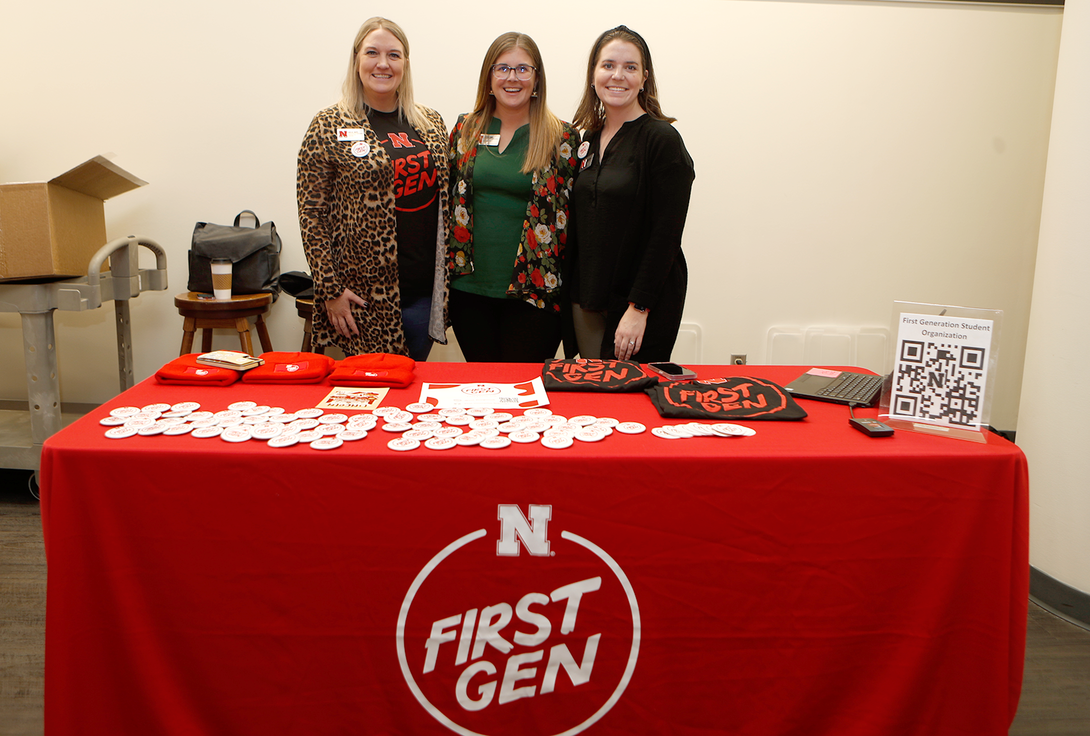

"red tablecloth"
[40,363,1028,736]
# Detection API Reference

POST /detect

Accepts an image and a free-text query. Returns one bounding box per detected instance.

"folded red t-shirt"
[328,353,415,388]
[154,354,239,386]
[241,352,335,384]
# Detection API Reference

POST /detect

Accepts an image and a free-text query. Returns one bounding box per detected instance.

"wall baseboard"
[1030,566,1090,631]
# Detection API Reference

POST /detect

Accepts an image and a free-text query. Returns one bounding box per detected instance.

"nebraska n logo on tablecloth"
[397,505,640,736]
[496,504,551,556]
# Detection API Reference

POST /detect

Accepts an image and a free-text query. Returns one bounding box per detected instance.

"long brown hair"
[338,17,432,133]
[573,25,675,133]
[457,32,564,174]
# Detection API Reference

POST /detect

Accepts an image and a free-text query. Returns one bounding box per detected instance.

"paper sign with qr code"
[889,313,993,428]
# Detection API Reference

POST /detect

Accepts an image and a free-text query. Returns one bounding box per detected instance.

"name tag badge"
[479,134,501,147]
[337,128,368,141]
[351,141,371,158]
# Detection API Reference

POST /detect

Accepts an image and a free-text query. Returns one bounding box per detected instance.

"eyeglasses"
[491,64,537,81]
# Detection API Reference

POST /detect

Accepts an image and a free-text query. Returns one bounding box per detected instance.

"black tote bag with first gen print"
[645,376,808,420]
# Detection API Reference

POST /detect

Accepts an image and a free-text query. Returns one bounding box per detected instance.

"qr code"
[892,341,987,426]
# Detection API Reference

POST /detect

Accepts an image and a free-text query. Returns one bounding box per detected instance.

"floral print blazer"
[447,115,578,311]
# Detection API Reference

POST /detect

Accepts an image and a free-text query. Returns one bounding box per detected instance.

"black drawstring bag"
[188,210,282,301]
[541,359,657,392]
[645,376,808,420]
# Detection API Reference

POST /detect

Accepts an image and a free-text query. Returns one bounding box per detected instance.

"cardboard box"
[0,156,147,282]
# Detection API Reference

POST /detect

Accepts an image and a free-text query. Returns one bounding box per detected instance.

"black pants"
[449,289,561,363]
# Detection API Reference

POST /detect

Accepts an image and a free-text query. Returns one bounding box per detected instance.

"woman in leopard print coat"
[297,17,450,358]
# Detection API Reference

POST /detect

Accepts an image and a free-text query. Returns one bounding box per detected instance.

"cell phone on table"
[647,362,697,380]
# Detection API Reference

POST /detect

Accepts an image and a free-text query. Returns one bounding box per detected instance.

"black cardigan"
[567,115,695,361]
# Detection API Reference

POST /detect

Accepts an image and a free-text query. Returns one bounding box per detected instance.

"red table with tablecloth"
[39,363,1028,736]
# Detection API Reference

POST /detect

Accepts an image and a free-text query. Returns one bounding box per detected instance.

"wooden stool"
[295,297,325,354]
[175,292,274,356]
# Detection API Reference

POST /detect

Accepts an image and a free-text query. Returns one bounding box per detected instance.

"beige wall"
[1018,0,1090,595]
[0,0,1062,431]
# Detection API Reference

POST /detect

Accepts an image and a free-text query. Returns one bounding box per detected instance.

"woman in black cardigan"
[567,25,695,363]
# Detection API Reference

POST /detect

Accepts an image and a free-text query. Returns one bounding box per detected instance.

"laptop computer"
[783,368,886,407]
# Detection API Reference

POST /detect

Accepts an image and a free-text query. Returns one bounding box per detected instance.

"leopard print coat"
[297,104,450,355]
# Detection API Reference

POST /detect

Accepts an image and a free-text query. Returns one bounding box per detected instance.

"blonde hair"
[338,17,432,133]
[458,32,564,174]
[573,25,676,133]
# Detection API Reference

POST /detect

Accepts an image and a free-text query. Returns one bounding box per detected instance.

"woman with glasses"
[567,26,695,363]
[298,17,449,360]
[447,32,579,362]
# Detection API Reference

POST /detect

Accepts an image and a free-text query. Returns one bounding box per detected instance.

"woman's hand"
[614,305,648,360]
[325,288,369,339]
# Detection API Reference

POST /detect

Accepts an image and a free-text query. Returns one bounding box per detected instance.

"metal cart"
[0,236,167,474]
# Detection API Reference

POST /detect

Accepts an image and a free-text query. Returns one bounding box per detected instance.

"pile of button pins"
[650,422,756,440]
[98,400,372,451]
[99,401,754,452]
[383,404,647,451]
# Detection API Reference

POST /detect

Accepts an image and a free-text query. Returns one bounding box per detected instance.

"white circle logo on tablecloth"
[397,505,640,736]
